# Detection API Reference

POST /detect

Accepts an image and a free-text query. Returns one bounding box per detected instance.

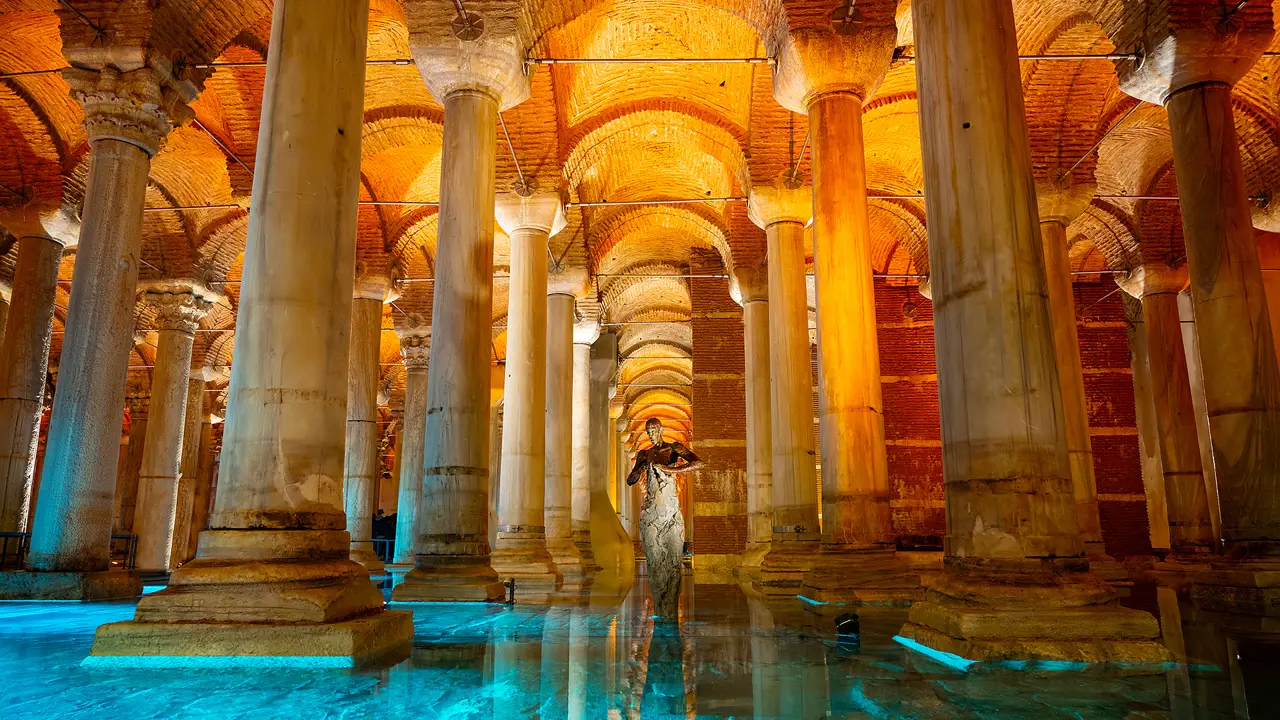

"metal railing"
[0,532,138,570]
[372,538,395,563]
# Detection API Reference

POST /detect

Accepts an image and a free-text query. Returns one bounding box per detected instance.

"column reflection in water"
[491,606,548,717]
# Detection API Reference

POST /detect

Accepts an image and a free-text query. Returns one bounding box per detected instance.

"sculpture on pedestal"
[626,418,703,617]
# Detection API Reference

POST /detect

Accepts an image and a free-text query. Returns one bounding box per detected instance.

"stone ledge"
[0,570,140,601]
[86,610,414,666]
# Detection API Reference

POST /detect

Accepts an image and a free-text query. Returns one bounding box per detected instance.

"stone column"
[344,278,390,572]
[1108,0,1280,618]
[589,333,633,579]
[1038,183,1125,582]
[7,65,192,600]
[733,266,772,574]
[490,191,566,592]
[89,0,411,662]
[182,411,216,566]
[747,182,819,597]
[392,14,530,602]
[1176,291,1224,546]
[115,393,150,536]
[1117,266,1215,565]
[0,215,71,534]
[0,286,8,343]
[898,0,1164,662]
[170,370,207,566]
[133,290,211,572]
[571,321,601,569]
[392,325,429,566]
[546,279,588,582]
[1124,295,1171,552]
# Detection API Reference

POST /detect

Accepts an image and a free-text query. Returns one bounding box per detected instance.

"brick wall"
[688,249,749,558]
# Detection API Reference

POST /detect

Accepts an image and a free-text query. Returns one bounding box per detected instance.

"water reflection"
[0,575,1277,718]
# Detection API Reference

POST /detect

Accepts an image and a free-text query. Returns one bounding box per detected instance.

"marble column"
[491,192,566,592]
[0,219,70,534]
[1176,291,1224,546]
[133,290,211,573]
[898,0,1165,662]
[1124,295,1171,552]
[182,412,216,567]
[802,89,920,604]
[392,23,531,601]
[1117,266,1215,564]
[1037,183,1125,582]
[733,266,772,574]
[114,393,150,537]
[546,281,588,582]
[344,279,389,572]
[748,183,819,597]
[392,325,429,566]
[90,0,412,661]
[571,321,601,569]
[588,333,633,579]
[4,65,192,601]
[1110,2,1280,618]
[170,370,207,566]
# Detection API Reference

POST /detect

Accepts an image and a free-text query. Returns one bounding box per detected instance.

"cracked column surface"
[545,281,590,586]
[88,0,412,662]
[391,0,531,602]
[3,63,192,601]
[133,289,211,573]
[490,192,567,594]
[344,278,390,573]
[747,182,819,597]
[733,265,772,576]
[897,0,1166,663]
[0,208,73,536]
[391,324,429,566]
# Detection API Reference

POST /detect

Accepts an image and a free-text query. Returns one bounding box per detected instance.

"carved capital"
[772,4,899,114]
[749,175,812,228]
[1116,263,1189,299]
[1035,178,1097,226]
[146,291,212,334]
[405,0,531,110]
[730,261,769,305]
[495,191,566,237]
[65,65,194,155]
[125,393,151,422]
[399,330,431,369]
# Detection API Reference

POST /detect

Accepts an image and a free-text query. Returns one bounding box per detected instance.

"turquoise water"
[0,577,1274,719]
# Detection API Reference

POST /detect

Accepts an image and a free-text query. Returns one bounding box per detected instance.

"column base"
[490,534,564,598]
[1191,559,1280,618]
[752,537,819,598]
[391,555,504,602]
[87,610,413,667]
[736,542,771,581]
[571,529,602,572]
[897,559,1169,665]
[349,542,386,573]
[0,569,141,600]
[86,529,413,664]
[1152,550,1218,588]
[799,546,924,606]
[1083,546,1131,585]
[546,538,591,590]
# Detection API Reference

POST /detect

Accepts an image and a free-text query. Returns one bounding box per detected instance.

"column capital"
[495,190,566,237]
[398,329,431,370]
[1116,263,1189,299]
[1254,190,1280,233]
[548,266,590,298]
[771,5,899,113]
[353,268,397,303]
[405,0,531,110]
[573,319,601,346]
[0,204,81,249]
[65,65,196,156]
[143,290,213,335]
[125,392,151,422]
[730,262,769,305]
[1098,3,1274,104]
[748,178,812,229]
[1036,179,1097,227]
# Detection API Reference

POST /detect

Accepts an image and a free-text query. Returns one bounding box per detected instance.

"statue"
[626,418,703,617]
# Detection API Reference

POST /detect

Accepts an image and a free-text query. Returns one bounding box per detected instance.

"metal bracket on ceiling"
[450,0,484,42]
[830,0,865,36]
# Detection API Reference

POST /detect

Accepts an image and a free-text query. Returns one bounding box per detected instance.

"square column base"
[799,547,924,606]
[752,539,818,598]
[87,610,414,667]
[1192,562,1280,618]
[349,543,386,573]
[391,555,504,602]
[0,570,141,600]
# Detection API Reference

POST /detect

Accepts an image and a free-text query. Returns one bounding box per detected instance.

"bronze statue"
[626,417,703,617]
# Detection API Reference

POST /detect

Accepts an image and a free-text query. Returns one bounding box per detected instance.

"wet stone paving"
[0,576,1277,719]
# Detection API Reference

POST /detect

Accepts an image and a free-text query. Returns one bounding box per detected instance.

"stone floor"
[0,575,1276,719]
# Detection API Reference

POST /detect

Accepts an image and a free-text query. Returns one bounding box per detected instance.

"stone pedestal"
[898,0,1165,663]
[490,192,566,595]
[344,285,389,573]
[6,65,189,598]
[545,292,589,584]
[392,325,429,566]
[392,31,530,600]
[88,0,411,663]
[748,183,819,597]
[0,220,69,534]
[133,290,210,572]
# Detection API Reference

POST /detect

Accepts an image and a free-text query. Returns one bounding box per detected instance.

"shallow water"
[0,576,1275,719]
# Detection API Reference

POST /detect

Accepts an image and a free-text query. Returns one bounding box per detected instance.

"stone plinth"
[0,570,140,601]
